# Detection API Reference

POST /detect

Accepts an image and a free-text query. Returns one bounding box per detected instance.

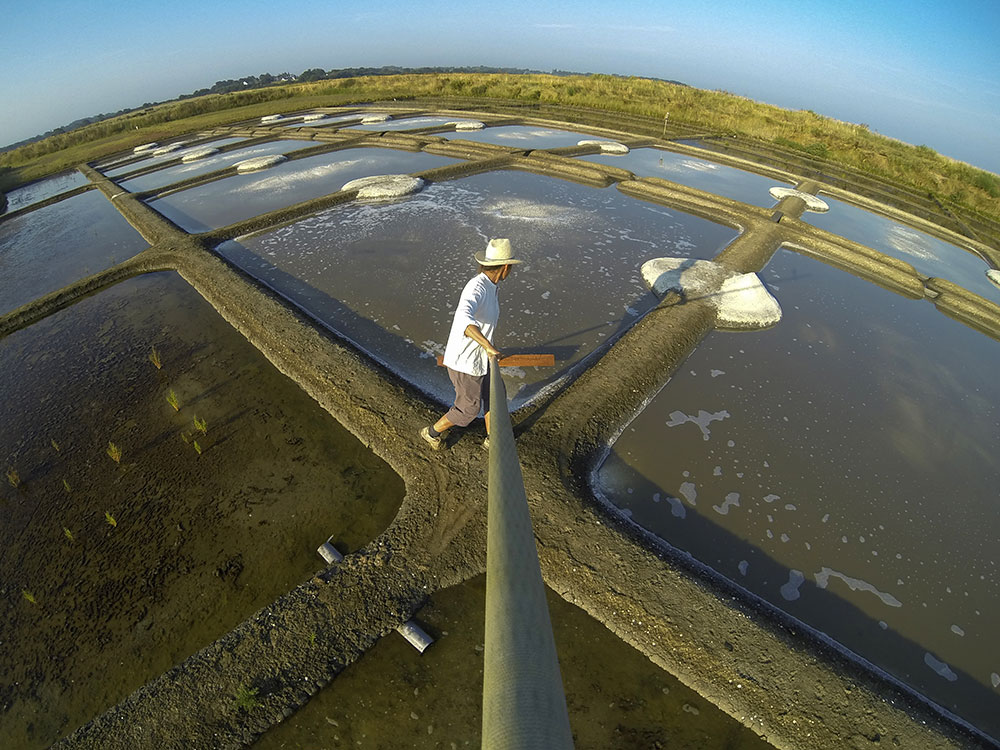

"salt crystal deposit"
[641,257,781,330]
[181,148,220,163]
[235,155,288,173]
[769,187,829,212]
[578,139,630,154]
[341,174,424,200]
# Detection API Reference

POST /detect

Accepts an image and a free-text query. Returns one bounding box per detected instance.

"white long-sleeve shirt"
[442,273,499,376]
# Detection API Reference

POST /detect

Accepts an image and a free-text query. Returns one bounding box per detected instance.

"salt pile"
[235,155,288,173]
[578,139,629,154]
[769,187,829,213]
[133,143,158,153]
[452,121,486,131]
[181,148,219,163]
[641,257,782,330]
[341,174,424,200]
[361,114,391,124]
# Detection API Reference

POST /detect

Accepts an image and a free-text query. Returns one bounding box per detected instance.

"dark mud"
[0,272,404,748]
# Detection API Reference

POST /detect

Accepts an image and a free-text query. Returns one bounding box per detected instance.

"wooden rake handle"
[436,353,555,368]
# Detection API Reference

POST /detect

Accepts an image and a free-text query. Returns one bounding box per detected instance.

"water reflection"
[344,116,485,131]
[101,137,248,178]
[805,194,1000,303]
[3,171,90,211]
[440,125,607,149]
[578,147,792,207]
[0,190,149,315]
[116,139,311,192]
[221,170,736,409]
[598,249,1000,738]
[146,148,460,232]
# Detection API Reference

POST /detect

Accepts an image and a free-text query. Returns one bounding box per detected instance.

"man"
[420,238,523,450]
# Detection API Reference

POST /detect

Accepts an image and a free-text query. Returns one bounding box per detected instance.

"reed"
[5,467,19,488]
[106,441,122,463]
[105,511,117,527]
[22,590,37,604]
[149,346,163,370]
[233,685,261,712]
[166,389,180,412]
[193,416,208,435]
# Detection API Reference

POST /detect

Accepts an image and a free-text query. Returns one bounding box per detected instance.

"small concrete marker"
[987,269,1000,288]
[316,536,434,653]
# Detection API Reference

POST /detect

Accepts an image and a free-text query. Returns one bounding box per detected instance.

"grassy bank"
[2,72,998,224]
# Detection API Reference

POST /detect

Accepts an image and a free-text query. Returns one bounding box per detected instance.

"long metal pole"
[481,355,574,749]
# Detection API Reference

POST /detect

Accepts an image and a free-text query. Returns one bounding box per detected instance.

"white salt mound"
[235,155,287,173]
[303,113,326,122]
[452,121,486,131]
[769,187,829,213]
[261,114,284,123]
[133,143,158,153]
[361,114,391,124]
[152,143,186,156]
[578,139,629,154]
[181,148,219,163]
[341,174,424,200]
[987,269,1000,288]
[641,257,782,330]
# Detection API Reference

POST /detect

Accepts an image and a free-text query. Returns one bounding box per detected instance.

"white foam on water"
[923,652,958,682]
[481,198,581,224]
[236,160,365,193]
[992,672,1000,688]
[678,482,697,505]
[780,569,806,601]
[665,409,730,441]
[667,497,687,518]
[763,494,780,503]
[710,369,725,377]
[713,466,722,476]
[887,224,940,262]
[713,492,740,515]
[738,560,749,576]
[950,624,965,636]
[814,567,903,608]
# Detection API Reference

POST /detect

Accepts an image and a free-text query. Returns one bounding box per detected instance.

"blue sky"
[3,0,999,173]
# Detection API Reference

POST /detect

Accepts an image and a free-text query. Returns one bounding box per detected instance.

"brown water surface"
[253,575,773,749]
[0,272,404,748]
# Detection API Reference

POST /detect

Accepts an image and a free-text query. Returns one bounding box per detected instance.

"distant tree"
[298,68,328,82]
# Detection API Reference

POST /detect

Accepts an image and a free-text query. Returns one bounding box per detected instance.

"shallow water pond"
[283,113,365,128]
[146,148,460,232]
[2,171,91,212]
[344,116,485,131]
[116,139,312,193]
[597,249,1000,739]
[440,125,608,149]
[578,147,792,207]
[220,169,737,409]
[0,272,404,749]
[804,194,1000,303]
[0,189,149,315]
[101,137,248,178]
[253,575,772,749]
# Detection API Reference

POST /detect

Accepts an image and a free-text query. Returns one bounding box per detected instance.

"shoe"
[482,435,490,451]
[420,426,444,451]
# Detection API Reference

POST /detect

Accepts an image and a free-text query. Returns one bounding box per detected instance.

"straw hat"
[475,238,523,266]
